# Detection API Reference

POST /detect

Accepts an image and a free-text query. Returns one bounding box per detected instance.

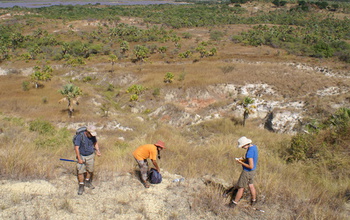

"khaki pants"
[77,153,95,175]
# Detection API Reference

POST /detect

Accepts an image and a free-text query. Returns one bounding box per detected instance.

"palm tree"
[30,65,53,88]
[239,97,256,126]
[109,54,117,73]
[58,84,82,117]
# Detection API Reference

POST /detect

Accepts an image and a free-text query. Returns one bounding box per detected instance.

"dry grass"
[1,6,350,218]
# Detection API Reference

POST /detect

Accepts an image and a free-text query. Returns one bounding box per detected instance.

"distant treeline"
[1,2,350,62]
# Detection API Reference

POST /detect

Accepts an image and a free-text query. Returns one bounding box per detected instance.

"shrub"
[210,30,224,41]
[153,88,160,97]
[133,45,150,62]
[158,46,168,53]
[29,119,55,134]
[272,0,287,7]
[130,94,139,101]
[164,72,175,83]
[338,51,350,63]
[83,76,93,82]
[315,1,328,10]
[312,41,334,58]
[178,50,192,58]
[230,0,248,4]
[182,32,192,39]
[22,81,30,91]
[126,84,146,95]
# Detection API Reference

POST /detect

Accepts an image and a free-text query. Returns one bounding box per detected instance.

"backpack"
[149,168,162,184]
[72,126,87,145]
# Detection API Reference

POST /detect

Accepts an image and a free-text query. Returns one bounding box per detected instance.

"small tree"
[239,97,256,126]
[120,41,129,56]
[30,65,53,88]
[58,84,82,117]
[164,72,174,83]
[109,54,117,73]
[133,45,150,62]
[126,84,146,101]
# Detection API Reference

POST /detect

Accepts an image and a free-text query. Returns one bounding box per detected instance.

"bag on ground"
[149,168,162,184]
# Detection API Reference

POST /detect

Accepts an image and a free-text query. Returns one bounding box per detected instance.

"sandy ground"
[0,170,231,220]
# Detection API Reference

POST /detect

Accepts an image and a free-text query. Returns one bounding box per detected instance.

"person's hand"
[78,158,84,164]
[235,157,242,163]
[96,149,101,156]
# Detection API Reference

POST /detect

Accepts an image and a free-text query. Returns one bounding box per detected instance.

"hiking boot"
[78,184,84,195]
[85,180,95,189]
[251,199,257,206]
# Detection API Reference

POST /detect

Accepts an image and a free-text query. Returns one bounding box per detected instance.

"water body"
[0,1,187,8]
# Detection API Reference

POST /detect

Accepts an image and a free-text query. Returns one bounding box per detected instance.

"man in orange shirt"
[133,140,166,188]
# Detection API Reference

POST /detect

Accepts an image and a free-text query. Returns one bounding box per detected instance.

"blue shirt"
[243,145,258,171]
[74,132,97,156]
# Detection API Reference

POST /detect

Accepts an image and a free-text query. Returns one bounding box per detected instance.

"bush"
[210,30,224,41]
[22,81,30,91]
[315,1,328,10]
[29,119,55,134]
[164,72,175,83]
[312,41,334,58]
[272,0,287,7]
[126,84,146,95]
[337,50,350,63]
[153,88,160,97]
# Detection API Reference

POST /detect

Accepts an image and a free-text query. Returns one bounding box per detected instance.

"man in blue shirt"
[74,125,101,195]
[229,136,258,208]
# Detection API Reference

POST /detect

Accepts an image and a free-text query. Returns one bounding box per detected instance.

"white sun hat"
[237,136,252,148]
[87,125,97,136]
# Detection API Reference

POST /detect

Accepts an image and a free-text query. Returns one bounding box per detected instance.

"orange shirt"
[133,144,157,161]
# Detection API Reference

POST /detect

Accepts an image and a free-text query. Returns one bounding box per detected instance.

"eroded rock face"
[150,83,306,134]
[263,111,302,134]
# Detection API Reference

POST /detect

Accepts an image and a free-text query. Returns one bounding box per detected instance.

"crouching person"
[132,140,166,188]
[74,126,101,195]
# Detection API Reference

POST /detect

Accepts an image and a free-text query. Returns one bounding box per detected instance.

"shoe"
[251,199,257,206]
[78,184,84,195]
[228,202,237,209]
[143,181,150,188]
[85,180,95,189]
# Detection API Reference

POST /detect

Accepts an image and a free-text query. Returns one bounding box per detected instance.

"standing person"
[133,140,166,188]
[229,136,258,208]
[74,125,101,195]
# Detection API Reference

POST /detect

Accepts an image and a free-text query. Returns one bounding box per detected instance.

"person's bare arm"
[94,142,101,156]
[237,158,254,169]
[74,146,84,164]
[151,159,160,173]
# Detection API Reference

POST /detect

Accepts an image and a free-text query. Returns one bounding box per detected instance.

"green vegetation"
[0,3,349,63]
[1,2,350,219]
[233,20,350,61]
[58,84,82,117]
[239,97,256,126]
[164,72,175,83]
[30,65,53,88]
[126,84,146,101]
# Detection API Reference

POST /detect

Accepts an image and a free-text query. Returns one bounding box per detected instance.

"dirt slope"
[0,170,272,220]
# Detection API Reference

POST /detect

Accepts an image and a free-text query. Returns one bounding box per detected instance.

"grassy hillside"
[0,1,350,219]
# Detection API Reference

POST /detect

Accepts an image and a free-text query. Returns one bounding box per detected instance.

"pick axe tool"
[59,158,77,162]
